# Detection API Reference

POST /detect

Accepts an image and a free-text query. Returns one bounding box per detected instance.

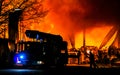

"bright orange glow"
[1,0,118,50]
[75,26,117,49]
[18,0,118,49]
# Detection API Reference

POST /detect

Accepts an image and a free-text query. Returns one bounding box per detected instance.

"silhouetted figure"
[89,51,98,68]
[103,55,110,65]
[98,50,103,64]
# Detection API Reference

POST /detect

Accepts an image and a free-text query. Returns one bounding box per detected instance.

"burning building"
[0,0,120,66]
[0,0,120,50]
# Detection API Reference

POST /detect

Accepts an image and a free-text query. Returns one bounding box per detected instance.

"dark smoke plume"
[45,0,120,47]
[46,0,120,33]
[86,0,120,24]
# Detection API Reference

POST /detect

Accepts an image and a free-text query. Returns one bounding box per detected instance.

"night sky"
[86,0,120,24]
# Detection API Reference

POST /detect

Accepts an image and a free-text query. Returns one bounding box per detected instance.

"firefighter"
[89,50,98,68]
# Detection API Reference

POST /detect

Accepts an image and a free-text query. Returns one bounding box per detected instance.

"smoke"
[44,0,88,34]
[45,0,120,33]
[87,0,120,24]
[44,0,120,48]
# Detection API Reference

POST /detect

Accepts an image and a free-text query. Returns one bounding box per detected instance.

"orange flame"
[19,0,117,49]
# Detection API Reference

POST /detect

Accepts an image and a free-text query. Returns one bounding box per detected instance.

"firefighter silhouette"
[89,50,98,68]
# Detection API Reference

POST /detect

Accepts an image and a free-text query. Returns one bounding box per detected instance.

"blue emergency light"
[14,52,27,64]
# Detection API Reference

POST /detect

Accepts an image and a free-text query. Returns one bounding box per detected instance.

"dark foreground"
[0,66,120,75]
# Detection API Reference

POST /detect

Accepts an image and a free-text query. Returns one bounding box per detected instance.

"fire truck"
[14,30,68,67]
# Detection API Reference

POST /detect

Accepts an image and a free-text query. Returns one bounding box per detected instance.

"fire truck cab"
[14,30,68,67]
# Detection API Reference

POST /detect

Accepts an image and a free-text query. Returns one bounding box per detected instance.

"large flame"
[19,0,119,49]
[75,26,117,48]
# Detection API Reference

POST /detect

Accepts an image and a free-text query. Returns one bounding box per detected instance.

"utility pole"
[8,9,22,42]
[8,9,22,51]
[83,24,86,50]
